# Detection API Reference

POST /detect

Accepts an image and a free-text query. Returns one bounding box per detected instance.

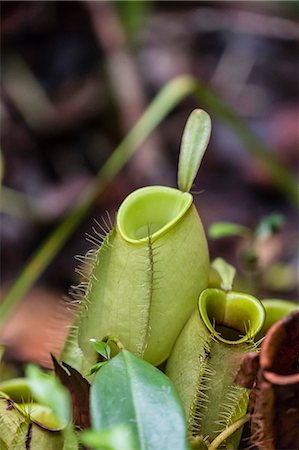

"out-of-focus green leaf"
[90,350,190,450]
[208,222,250,239]
[80,424,138,450]
[178,109,211,192]
[262,263,297,292]
[116,0,151,40]
[255,213,285,239]
[211,258,236,291]
[25,364,71,428]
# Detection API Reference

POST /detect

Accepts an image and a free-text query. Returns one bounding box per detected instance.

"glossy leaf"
[90,350,189,450]
[178,109,211,192]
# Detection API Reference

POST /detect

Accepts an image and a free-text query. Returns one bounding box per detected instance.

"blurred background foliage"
[0,1,298,368]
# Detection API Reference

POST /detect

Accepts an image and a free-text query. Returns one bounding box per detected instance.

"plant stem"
[208,414,249,450]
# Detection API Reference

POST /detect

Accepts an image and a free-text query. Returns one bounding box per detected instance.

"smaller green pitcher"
[166,287,265,449]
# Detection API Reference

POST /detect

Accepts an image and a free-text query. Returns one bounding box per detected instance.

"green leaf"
[178,109,211,192]
[90,339,111,360]
[25,364,71,428]
[211,258,236,291]
[80,425,138,450]
[255,213,285,239]
[90,350,189,450]
[86,362,107,377]
[208,222,250,239]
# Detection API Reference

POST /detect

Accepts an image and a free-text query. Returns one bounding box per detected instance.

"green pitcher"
[62,109,211,373]
[166,282,265,449]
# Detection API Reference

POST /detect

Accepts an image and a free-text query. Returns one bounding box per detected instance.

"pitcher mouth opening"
[198,289,265,345]
[116,186,192,244]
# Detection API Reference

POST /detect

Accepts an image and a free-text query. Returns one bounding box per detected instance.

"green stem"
[208,414,249,450]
